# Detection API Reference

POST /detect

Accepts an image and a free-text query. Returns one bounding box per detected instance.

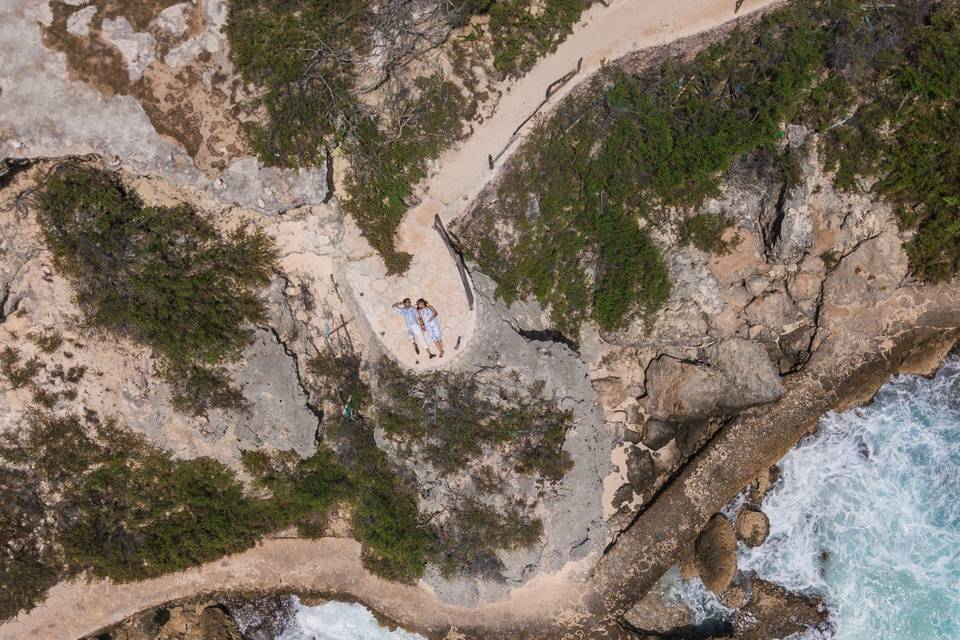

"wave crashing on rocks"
[739,356,960,639]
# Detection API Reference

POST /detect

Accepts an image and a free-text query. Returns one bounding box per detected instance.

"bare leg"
[412,340,420,355]
[436,339,444,357]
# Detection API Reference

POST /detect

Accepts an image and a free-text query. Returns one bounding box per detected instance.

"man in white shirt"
[392,298,424,355]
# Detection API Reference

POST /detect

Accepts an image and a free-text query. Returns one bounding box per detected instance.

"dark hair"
[416,298,427,306]
[402,297,411,304]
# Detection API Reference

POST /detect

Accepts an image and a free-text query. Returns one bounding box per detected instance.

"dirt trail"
[0,538,594,640]
[2,2,784,639]
[345,0,780,372]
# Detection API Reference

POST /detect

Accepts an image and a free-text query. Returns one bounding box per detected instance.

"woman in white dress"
[416,298,444,358]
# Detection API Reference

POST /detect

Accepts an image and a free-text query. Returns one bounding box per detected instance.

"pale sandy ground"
[0,538,594,640]
[346,0,780,371]
[2,1,782,638]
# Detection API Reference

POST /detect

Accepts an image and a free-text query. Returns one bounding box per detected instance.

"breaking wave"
[277,597,425,640]
[739,356,960,639]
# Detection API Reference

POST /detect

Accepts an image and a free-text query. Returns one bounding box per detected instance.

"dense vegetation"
[35,165,276,414]
[226,0,597,273]
[809,0,960,281]
[681,213,739,255]
[226,1,472,272]
[460,0,960,333]
[485,0,596,75]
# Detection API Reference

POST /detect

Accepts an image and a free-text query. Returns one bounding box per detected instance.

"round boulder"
[735,506,770,547]
[694,513,737,594]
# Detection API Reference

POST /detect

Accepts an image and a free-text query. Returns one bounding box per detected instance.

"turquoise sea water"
[738,356,960,639]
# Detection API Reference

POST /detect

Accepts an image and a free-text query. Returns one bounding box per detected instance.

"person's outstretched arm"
[427,304,439,319]
[391,301,404,309]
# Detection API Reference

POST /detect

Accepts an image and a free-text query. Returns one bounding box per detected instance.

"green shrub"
[680,213,738,255]
[0,468,60,622]
[225,0,371,168]
[375,358,573,478]
[462,0,960,331]
[434,498,542,576]
[0,347,41,389]
[487,0,593,75]
[63,455,268,581]
[350,444,434,583]
[242,446,352,532]
[35,165,277,414]
[341,76,469,274]
[28,329,63,354]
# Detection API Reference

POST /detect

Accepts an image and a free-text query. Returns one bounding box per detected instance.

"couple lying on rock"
[393,297,445,358]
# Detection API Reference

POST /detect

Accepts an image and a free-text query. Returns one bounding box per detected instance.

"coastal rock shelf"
[3,0,960,639]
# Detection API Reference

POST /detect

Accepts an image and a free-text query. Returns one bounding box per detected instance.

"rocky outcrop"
[407,272,612,605]
[0,1,328,213]
[643,339,783,422]
[734,506,769,548]
[733,579,827,640]
[694,514,738,594]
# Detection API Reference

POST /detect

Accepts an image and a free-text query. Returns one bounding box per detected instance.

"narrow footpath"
[343,0,781,371]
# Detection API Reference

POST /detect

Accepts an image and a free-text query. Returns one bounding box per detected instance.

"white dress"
[421,308,442,341]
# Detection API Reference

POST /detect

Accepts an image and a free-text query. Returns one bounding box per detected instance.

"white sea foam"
[738,356,960,640]
[277,597,427,640]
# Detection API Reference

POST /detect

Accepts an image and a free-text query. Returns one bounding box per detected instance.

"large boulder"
[734,579,827,640]
[735,506,770,547]
[644,339,783,422]
[641,419,677,450]
[198,607,244,640]
[694,514,737,594]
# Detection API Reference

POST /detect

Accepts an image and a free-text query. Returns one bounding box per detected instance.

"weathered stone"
[593,376,627,409]
[641,419,677,450]
[720,584,748,609]
[749,465,781,503]
[644,339,783,422]
[623,586,692,635]
[198,606,243,640]
[735,506,770,547]
[733,578,827,640]
[65,5,97,36]
[101,17,157,81]
[612,483,635,511]
[694,514,737,594]
[220,595,295,640]
[626,446,658,491]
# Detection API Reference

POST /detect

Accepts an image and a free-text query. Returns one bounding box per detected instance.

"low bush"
[487,0,594,75]
[375,358,573,478]
[0,468,59,622]
[35,165,277,414]
[434,498,542,576]
[341,75,470,274]
[0,347,41,389]
[680,213,738,255]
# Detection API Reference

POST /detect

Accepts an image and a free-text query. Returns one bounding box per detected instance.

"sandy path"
[0,537,591,640]
[2,2,784,639]
[345,0,780,371]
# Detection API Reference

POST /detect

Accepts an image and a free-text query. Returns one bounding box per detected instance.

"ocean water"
[277,597,426,640]
[738,356,960,640]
